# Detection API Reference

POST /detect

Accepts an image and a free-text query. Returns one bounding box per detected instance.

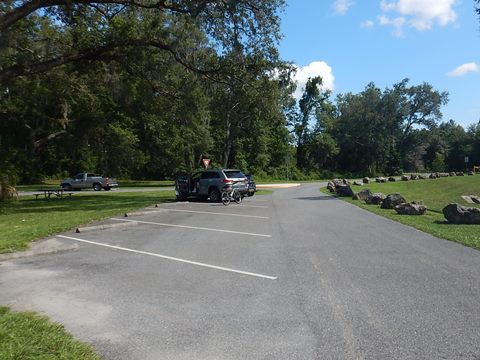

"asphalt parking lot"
[60,199,278,280]
[1,184,480,360]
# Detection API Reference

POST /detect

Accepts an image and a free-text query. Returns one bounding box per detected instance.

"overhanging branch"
[0,0,215,31]
[0,38,222,83]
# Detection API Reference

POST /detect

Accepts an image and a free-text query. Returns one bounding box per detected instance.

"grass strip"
[322,176,480,249]
[0,191,174,253]
[0,306,100,359]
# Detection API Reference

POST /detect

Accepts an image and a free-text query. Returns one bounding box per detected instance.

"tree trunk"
[222,119,232,168]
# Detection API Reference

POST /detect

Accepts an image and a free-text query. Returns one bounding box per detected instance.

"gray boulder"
[468,171,474,176]
[353,188,373,201]
[388,177,396,182]
[442,203,480,224]
[410,174,419,180]
[471,196,480,204]
[418,174,427,179]
[429,173,437,179]
[456,172,464,176]
[363,177,370,184]
[395,202,427,215]
[352,180,363,186]
[401,175,409,181]
[381,193,407,209]
[327,182,336,192]
[365,193,386,205]
[336,184,354,197]
[376,177,387,183]
[449,172,456,177]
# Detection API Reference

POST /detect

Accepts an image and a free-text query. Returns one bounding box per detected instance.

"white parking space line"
[171,202,269,209]
[57,235,277,280]
[238,204,269,209]
[110,218,272,238]
[163,209,269,219]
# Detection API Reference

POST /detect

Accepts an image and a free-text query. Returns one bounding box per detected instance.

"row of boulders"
[359,171,476,184]
[352,189,427,215]
[430,171,475,178]
[327,179,427,215]
[401,174,428,181]
[328,178,479,223]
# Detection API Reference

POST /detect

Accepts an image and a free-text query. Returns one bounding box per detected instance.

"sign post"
[202,159,211,169]
[465,156,469,172]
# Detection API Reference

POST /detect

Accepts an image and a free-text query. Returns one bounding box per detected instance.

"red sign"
[202,159,211,168]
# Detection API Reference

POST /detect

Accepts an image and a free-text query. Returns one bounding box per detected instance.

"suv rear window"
[201,171,220,179]
[224,171,245,179]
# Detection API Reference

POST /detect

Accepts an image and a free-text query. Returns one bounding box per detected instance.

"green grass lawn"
[0,306,100,360]
[323,176,480,249]
[0,191,174,253]
[16,179,174,191]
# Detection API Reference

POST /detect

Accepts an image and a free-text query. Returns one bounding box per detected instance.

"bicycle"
[221,182,242,205]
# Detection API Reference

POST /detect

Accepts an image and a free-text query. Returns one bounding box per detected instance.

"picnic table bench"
[34,188,74,200]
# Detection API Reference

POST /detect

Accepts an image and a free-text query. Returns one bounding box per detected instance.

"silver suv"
[175,169,248,202]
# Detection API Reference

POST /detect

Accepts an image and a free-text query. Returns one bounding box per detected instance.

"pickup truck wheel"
[61,183,72,191]
[93,183,102,191]
[208,188,221,202]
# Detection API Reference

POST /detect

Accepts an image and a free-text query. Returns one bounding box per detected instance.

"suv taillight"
[223,179,233,184]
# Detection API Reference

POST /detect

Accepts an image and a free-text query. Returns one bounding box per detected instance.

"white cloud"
[448,62,480,77]
[380,0,458,31]
[333,0,355,15]
[292,61,335,99]
[361,20,374,29]
[378,15,406,37]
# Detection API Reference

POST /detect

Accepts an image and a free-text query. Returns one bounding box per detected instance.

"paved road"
[1,183,479,359]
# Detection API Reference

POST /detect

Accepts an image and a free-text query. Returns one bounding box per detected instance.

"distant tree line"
[1,0,479,186]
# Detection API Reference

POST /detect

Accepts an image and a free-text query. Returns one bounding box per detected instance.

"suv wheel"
[208,188,221,202]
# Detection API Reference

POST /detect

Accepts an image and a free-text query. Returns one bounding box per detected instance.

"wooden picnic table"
[34,188,74,200]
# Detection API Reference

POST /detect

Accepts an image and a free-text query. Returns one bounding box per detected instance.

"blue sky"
[278,0,480,128]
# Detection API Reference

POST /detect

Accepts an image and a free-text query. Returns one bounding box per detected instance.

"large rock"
[363,177,370,184]
[336,184,354,197]
[471,196,480,204]
[352,180,363,186]
[456,172,464,176]
[449,172,456,177]
[353,189,373,201]
[401,175,409,181]
[327,182,336,192]
[429,173,437,179]
[442,203,480,224]
[410,174,419,180]
[388,176,396,182]
[365,192,386,205]
[376,177,387,183]
[394,202,427,215]
[418,174,427,180]
[468,171,474,176]
[381,193,407,209]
